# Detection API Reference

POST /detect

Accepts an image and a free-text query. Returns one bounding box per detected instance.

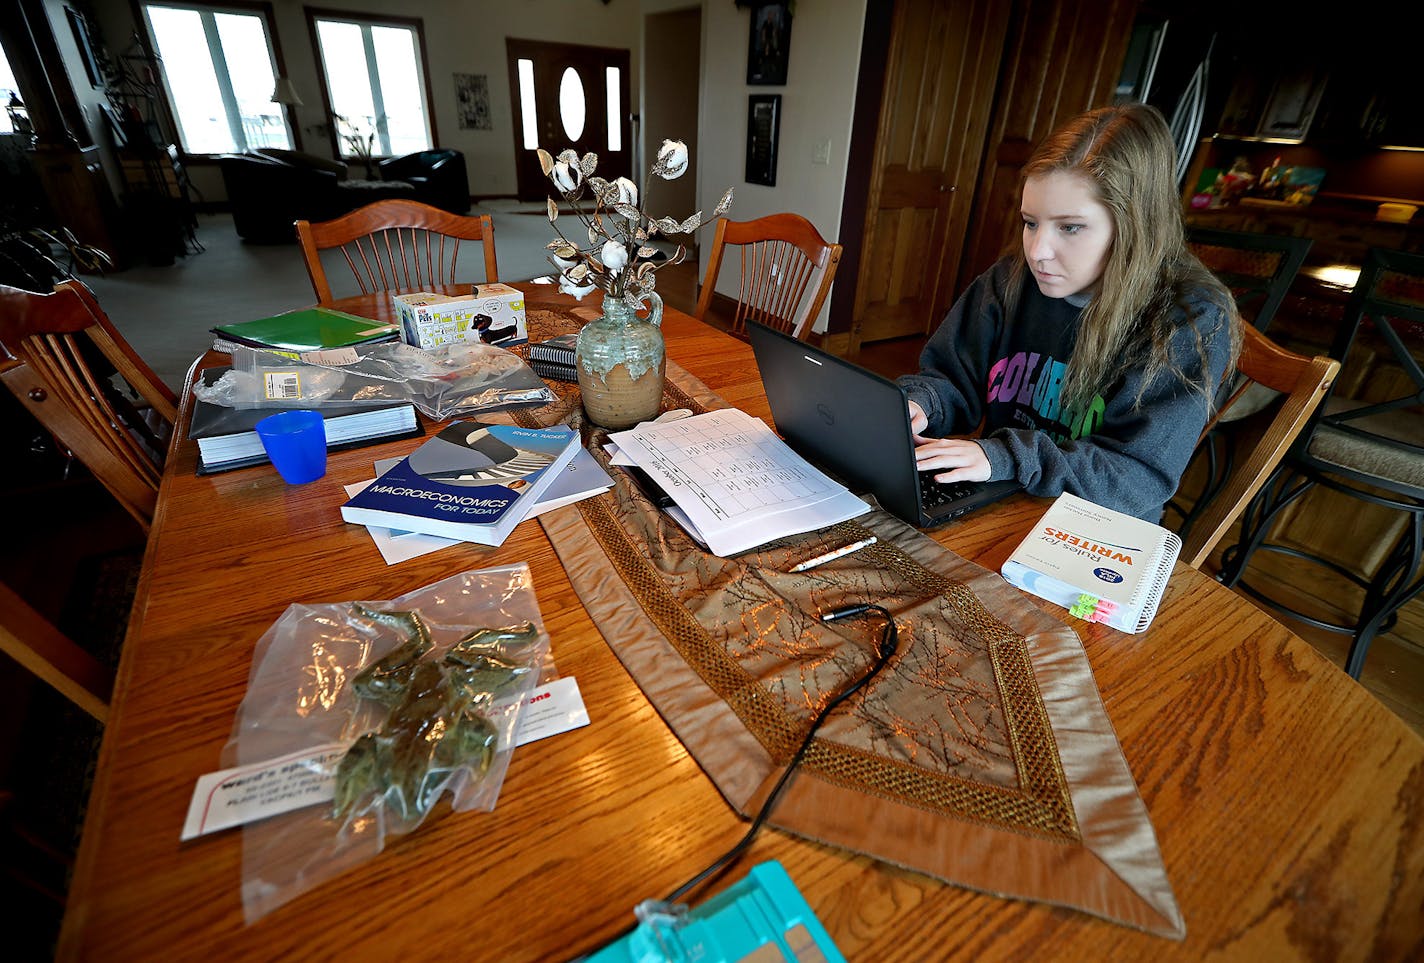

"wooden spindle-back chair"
[0,280,177,533]
[0,279,173,721]
[295,199,499,305]
[694,214,843,340]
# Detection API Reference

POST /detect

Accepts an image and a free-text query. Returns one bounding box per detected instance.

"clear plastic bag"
[226,565,550,922]
[212,342,554,418]
[192,359,355,409]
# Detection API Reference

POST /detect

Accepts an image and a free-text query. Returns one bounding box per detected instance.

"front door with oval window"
[506,38,632,201]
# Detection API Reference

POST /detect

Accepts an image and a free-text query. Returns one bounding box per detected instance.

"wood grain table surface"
[58,285,1424,961]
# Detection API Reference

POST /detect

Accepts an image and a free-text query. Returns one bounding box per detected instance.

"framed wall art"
[746,2,792,85]
[745,94,780,186]
[65,6,103,88]
[454,73,493,130]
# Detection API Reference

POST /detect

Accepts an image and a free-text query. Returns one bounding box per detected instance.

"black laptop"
[747,321,1021,528]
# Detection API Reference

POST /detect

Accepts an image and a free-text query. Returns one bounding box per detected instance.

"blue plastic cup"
[255,409,327,484]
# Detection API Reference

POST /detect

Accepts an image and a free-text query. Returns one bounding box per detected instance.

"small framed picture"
[745,94,780,187]
[747,2,792,86]
[66,6,103,88]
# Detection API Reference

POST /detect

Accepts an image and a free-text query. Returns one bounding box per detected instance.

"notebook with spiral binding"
[1001,492,1181,634]
[527,332,579,365]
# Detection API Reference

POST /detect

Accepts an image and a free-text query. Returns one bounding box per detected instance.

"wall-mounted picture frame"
[747,2,792,85]
[453,72,493,130]
[745,94,780,186]
[65,6,103,89]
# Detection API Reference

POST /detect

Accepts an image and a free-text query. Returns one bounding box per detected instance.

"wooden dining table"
[58,283,1424,961]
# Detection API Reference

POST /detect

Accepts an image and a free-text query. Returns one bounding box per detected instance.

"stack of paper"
[608,408,869,556]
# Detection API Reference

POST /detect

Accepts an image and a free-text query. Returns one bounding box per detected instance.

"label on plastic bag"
[299,346,360,365]
[181,743,346,841]
[181,677,590,839]
[261,370,302,401]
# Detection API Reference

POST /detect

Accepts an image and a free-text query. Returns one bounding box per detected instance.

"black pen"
[623,465,676,508]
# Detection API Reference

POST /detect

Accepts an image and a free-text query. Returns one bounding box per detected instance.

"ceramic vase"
[576,293,665,430]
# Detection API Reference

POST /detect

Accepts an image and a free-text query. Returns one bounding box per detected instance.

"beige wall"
[696,0,866,333]
[641,6,700,221]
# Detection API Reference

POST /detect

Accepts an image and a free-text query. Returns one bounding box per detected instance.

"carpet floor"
[84,206,577,392]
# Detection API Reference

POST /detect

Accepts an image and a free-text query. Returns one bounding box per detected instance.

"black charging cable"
[662,603,899,905]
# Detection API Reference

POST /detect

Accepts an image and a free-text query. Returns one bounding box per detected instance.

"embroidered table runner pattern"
[518,308,1184,937]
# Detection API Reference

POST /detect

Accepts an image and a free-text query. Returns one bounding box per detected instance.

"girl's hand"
[907,400,928,439]
[913,438,991,483]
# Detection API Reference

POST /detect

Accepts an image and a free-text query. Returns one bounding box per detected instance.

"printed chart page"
[609,409,867,556]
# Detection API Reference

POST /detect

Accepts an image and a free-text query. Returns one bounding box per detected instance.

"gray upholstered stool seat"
[1310,399,1424,490]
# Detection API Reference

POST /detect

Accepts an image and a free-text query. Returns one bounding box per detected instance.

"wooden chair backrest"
[0,280,177,533]
[295,199,500,305]
[0,581,112,722]
[694,213,843,340]
[1180,325,1339,568]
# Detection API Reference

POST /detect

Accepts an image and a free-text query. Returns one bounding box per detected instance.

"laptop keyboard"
[918,471,982,511]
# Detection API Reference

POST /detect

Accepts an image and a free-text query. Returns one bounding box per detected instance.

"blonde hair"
[1006,103,1239,413]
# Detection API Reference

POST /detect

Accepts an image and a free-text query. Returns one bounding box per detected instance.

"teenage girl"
[899,103,1241,521]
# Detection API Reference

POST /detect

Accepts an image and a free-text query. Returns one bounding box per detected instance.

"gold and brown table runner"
[517,307,1183,938]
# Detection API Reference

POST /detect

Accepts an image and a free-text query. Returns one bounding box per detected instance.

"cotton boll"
[558,275,596,300]
[613,177,639,206]
[552,161,582,193]
[601,240,629,274]
[550,243,580,270]
[655,140,688,179]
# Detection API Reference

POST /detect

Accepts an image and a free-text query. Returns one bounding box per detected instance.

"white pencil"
[790,537,878,573]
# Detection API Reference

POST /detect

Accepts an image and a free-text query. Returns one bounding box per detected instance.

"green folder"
[211,307,400,353]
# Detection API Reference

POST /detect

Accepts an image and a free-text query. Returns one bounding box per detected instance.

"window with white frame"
[309,12,432,159]
[1,43,20,135]
[141,2,292,154]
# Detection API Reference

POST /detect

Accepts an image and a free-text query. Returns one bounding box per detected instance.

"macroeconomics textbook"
[340,421,579,546]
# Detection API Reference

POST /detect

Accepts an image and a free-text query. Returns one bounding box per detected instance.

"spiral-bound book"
[1001,492,1181,634]
[527,332,580,365]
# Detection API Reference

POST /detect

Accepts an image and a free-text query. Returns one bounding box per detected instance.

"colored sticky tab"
[1069,593,1099,619]
[1088,599,1119,623]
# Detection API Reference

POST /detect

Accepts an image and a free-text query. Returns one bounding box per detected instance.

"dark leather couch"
[218,147,462,241]
[216,149,349,243]
[378,149,470,214]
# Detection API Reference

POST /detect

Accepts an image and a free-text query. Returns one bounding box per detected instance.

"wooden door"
[506,38,632,201]
[956,0,1138,292]
[849,0,1009,352]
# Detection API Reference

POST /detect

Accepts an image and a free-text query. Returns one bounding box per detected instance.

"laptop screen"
[746,321,1022,527]
[747,321,928,524]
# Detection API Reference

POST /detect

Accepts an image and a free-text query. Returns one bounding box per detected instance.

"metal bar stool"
[1219,248,1424,678]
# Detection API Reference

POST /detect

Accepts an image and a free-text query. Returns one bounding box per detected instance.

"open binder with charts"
[606,408,869,557]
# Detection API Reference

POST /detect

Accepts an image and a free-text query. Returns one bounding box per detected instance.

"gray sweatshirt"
[898,257,1233,521]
